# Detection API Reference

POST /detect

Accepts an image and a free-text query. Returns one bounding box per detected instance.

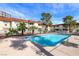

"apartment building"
[53,24,67,31]
[0,16,49,34]
[53,23,79,33]
[0,11,53,35]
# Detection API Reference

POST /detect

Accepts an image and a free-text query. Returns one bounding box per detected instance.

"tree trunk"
[32,30,34,34]
[10,21,12,28]
[68,24,71,33]
[40,31,41,34]
[45,25,48,30]
[22,30,24,35]
[69,24,71,33]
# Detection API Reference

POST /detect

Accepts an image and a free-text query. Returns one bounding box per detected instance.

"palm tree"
[29,26,37,34]
[63,16,77,33]
[63,16,72,33]
[41,13,52,31]
[70,20,77,32]
[17,22,26,35]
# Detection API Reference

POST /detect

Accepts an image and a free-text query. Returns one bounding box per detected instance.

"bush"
[6,28,18,36]
[38,28,42,34]
[77,29,79,32]
[43,30,48,33]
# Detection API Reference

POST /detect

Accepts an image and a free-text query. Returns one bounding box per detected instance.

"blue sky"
[0,3,79,24]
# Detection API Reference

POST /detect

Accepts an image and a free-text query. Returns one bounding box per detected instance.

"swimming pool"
[28,34,70,46]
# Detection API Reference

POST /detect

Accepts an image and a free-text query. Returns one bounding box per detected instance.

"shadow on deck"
[31,42,54,56]
[10,40,28,50]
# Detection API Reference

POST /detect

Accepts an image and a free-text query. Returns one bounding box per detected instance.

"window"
[5,24,7,26]
[16,24,18,26]
[38,24,41,26]
[5,31,7,33]
[29,23,33,25]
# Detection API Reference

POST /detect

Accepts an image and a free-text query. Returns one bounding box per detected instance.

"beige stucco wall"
[34,23,38,27]
[0,21,10,34]
[0,20,54,34]
[25,23,29,27]
[11,21,19,29]
[47,26,51,31]
[0,21,4,30]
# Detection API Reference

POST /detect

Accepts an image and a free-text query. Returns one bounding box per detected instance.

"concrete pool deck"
[0,35,79,56]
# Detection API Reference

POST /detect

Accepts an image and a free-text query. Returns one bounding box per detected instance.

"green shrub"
[38,28,42,34]
[43,30,48,33]
[17,22,26,35]
[6,28,18,36]
[77,29,79,32]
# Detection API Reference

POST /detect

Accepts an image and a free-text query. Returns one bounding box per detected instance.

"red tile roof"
[0,16,35,23]
[53,24,64,26]
[0,16,53,26]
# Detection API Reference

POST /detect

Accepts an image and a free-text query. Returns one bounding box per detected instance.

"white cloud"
[0,8,27,19]
[0,3,79,24]
[0,4,28,19]
[52,17,63,24]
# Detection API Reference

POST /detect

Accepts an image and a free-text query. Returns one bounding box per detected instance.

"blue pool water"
[28,34,70,46]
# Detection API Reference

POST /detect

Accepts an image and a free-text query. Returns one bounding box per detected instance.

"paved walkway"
[0,35,79,56]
